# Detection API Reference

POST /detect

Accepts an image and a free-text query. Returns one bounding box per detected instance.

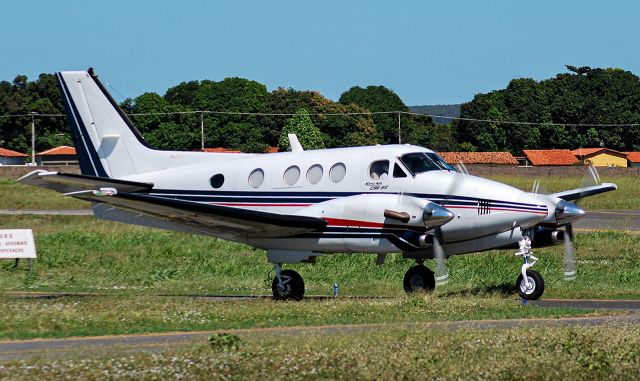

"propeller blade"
[531,178,550,195]
[575,162,601,207]
[564,224,577,281]
[433,227,449,285]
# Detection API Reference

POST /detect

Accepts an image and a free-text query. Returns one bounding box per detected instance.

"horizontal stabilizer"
[18,170,153,194]
[551,183,617,201]
[71,192,327,239]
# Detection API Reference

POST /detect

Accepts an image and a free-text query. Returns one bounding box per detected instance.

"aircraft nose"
[423,203,454,227]
[555,199,586,224]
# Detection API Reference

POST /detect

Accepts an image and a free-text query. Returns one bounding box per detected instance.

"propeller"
[431,162,468,285]
[561,162,600,281]
[532,163,600,281]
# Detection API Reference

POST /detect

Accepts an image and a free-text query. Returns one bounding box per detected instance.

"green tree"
[278,109,325,151]
[339,85,419,144]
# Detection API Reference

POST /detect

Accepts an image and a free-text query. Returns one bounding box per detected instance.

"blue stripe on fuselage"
[147,189,548,212]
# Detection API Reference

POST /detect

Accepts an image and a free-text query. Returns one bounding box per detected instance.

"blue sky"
[2,1,639,105]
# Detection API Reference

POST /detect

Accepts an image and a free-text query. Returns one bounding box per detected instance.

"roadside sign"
[0,229,37,259]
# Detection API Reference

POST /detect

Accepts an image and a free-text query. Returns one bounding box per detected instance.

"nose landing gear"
[514,235,545,300]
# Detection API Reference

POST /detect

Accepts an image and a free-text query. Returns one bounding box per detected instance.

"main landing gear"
[403,260,436,293]
[514,235,545,300]
[272,263,305,301]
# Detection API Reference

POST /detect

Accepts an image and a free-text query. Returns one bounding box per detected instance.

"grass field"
[0,214,638,342]
[1,215,639,299]
[2,325,640,380]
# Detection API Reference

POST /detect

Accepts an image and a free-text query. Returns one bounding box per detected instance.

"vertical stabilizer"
[57,70,162,178]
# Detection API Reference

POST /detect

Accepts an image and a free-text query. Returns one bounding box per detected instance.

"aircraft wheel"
[516,269,545,300]
[403,265,436,293]
[272,269,305,301]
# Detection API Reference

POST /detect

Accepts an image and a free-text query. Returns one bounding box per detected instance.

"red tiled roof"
[438,152,517,165]
[268,146,280,153]
[571,147,626,158]
[0,147,28,157]
[626,152,640,163]
[37,146,77,156]
[522,149,578,166]
[202,147,242,153]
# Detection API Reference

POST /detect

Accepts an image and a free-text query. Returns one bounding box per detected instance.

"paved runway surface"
[0,298,639,361]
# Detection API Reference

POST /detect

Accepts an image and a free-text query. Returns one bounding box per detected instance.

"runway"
[0,298,639,361]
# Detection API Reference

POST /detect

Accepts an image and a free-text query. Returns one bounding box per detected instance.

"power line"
[1,110,640,127]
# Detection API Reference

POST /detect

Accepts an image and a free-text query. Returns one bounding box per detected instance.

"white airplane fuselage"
[120,144,550,259]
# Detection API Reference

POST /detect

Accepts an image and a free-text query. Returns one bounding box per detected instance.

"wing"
[18,171,326,240]
[550,183,617,202]
[18,170,153,193]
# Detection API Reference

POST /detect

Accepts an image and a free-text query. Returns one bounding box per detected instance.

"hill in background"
[409,104,461,125]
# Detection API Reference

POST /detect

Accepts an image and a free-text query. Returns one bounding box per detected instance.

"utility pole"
[29,112,37,165]
[200,112,205,151]
[398,112,401,144]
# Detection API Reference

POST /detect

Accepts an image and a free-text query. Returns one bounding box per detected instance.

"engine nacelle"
[531,227,565,248]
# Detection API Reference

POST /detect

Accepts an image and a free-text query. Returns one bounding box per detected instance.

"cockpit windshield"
[399,152,456,175]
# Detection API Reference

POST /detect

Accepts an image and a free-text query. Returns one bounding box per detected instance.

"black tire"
[403,265,436,293]
[516,269,545,300]
[272,269,305,301]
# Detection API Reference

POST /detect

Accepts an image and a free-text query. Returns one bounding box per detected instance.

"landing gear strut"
[514,235,545,300]
[403,261,436,293]
[271,263,305,301]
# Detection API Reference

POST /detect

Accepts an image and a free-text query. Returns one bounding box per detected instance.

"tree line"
[0,75,452,154]
[453,66,640,152]
[1,65,640,155]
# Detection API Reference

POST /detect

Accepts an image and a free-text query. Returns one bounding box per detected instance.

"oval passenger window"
[307,164,323,184]
[284,165,301,186]
[210,174,225,189]
[329,163,346,183]
[248,168,264,188]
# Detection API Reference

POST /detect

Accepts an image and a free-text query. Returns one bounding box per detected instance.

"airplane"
[19,69,617,301]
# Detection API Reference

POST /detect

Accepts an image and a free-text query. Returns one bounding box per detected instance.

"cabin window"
[248,168,264,188]
[369,160,390,180]
[307,164,323,184]
[329,163,346,183]
[393,163,407,178]
[210,174,225,189]
[283,165,301,185]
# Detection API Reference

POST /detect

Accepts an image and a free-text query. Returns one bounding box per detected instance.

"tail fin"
[56,70,162,178]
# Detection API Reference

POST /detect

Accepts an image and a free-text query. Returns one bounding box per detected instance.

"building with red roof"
[438,152,517,165]
[571,147,627,167]
[0,147,28,165]
[202,147,242,153]
[36,145,78,166]
[626,152,640,168]
[522,150,578,166]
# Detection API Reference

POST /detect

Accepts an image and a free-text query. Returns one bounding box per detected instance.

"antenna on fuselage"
[288,134,304,153]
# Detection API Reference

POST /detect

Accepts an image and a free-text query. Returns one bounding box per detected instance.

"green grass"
[0,214,637,341]
[0,294,591,340]
[0,179,86,210]
[1,215,639,298]
[3,326,640,380]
